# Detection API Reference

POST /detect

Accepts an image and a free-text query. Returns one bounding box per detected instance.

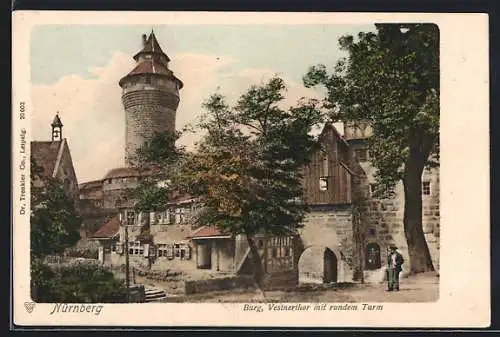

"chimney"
[142,34,147,47]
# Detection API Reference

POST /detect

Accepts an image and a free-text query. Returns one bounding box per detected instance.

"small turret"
[51,112,63,141]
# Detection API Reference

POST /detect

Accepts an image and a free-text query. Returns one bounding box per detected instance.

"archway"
[365,242,381,270]
[323,248,338,283]
[298,246,339,284]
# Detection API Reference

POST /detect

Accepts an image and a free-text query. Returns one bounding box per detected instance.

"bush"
[31,260,128,303]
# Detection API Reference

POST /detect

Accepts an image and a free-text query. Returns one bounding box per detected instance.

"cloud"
[31,51,326,183]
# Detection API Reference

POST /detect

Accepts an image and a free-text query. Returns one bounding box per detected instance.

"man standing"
[387,245,404,291]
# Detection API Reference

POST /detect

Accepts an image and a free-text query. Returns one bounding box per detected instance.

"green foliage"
[30,158,82,258]
[127,130,186,212]
[31,261,127,303]
[303,24,439,197]
[179,76,324,237]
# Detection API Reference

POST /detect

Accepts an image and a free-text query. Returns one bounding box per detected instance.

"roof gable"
[92,215,120,239]
[31,140,63,178]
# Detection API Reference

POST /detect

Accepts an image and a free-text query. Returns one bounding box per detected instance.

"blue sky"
[30,24,376,182]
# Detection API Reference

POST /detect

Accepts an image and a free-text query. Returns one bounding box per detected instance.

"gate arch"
[298,245,339,284]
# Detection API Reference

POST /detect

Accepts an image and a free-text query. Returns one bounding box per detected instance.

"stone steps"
[144,287,167,302]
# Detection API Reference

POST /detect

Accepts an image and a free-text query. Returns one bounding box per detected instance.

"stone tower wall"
[122,78,180,166]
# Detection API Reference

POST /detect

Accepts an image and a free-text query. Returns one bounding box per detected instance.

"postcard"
[12,11,490,328]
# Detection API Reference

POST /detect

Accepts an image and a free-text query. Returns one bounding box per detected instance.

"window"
[126,211,135,226]
[175,208,184,224]
[355,148,368,162]
[319,177,328,191]
[258,240,264,249]
[422,181,431,195]
[369,228,377,236]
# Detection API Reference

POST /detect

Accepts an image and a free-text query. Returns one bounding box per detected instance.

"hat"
[389,245,397,250]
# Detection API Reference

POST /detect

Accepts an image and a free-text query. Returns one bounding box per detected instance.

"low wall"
[128,285,146,303]
[185,276,255,295]
[262,270,299,291]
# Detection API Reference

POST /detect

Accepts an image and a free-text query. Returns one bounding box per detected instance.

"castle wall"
[102,177,138,209]
[355,161,440,274]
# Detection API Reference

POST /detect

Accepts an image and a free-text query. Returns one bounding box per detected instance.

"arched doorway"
[323,248,338,283]
[365,242,381,270]
[298,246,339,284]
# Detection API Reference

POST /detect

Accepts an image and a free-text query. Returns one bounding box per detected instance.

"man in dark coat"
[386,245,404,291]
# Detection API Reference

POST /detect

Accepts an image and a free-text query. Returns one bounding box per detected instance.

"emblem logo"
[24,301,36,313]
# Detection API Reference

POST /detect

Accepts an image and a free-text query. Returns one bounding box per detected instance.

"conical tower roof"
[133,30,171,63]
[119,30,183,89]
[51,113,63,127]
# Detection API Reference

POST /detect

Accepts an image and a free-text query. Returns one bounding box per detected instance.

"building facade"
[31,114,79,205]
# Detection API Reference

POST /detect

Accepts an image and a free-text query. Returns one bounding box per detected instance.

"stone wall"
[185,275,255,295]
[355,164,440,273]
[122,79,180,166]
[102,177,138,209]
[298,204,356,283]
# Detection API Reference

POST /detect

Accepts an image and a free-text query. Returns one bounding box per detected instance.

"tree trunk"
[246,235,267,293]
[403,160,435,274]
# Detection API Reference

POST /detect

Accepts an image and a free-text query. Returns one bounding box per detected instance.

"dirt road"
[165,272,439,303]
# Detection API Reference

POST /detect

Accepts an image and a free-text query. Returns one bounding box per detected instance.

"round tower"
[119,30,183,166]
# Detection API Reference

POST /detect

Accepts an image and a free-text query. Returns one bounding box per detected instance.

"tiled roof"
[79,179,103,190]
[133,31,170,62]
[127,59,171,77]
[92,215,120,239]
[187,225,231,239]
[103,165,160,179]
[31,140,63,178]
[167,195,201,205]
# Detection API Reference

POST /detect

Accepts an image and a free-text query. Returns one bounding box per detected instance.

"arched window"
[365,242,382,270]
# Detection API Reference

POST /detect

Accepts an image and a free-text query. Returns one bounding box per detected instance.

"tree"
[30,159,127,302]
[30,158,82,258]
[303,24,439,273]
[178,77,323,288]
[126,130,186,213]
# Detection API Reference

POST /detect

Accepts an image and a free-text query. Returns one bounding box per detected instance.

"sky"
[30,24,376,183]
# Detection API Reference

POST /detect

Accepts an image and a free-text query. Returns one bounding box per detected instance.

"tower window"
[422,181,431,195]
